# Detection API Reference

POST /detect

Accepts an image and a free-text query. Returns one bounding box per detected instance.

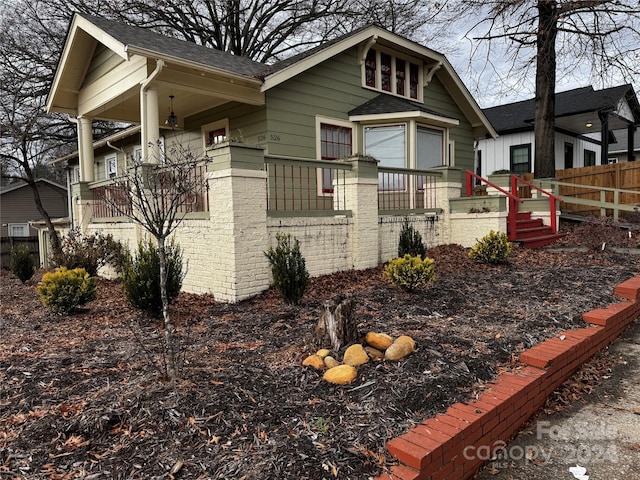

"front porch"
[68,143,562,302]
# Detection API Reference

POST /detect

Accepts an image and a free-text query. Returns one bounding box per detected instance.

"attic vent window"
[362,48,422,101]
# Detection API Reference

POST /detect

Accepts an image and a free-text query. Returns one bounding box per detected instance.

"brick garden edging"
[374,276,640,480]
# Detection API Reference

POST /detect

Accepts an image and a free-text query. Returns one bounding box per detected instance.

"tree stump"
[315,293,358,351]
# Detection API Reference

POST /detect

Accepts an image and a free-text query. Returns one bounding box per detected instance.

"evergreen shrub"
[469,230,513,264]
[398,218,426,258]
[37,267,97,314]
[264,233,309,305]
[122,238,184,318]
[384,254,435,292]
[10,244,36,283]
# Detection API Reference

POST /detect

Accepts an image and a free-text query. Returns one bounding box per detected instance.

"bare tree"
[456,0,640,178]
[104,140,208,381]
[0,1,118,257]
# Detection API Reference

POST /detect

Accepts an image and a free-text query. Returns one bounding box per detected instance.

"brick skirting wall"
[375,276,640,480]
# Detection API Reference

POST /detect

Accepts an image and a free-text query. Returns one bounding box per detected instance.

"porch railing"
[264,155,351,214]
[511,175,562,233]
[465,170,522,240]
[378,167,442,212]
[90,162,210,219]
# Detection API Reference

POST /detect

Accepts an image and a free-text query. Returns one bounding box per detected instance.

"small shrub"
[122,238,184,317]
[53,229,127,276]
[10,245,36,283]
[383,254,435,292]
[264,233,309,305]
[469,230,513,264]
[37,267,97,314]
[398,218,426,258]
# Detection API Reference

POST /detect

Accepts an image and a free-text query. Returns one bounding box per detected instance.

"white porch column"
[141,85,161,163]
[78,116,94,182]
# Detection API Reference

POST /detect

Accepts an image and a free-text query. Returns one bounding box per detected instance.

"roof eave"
[349,110,460,127]
[125,45,265,87]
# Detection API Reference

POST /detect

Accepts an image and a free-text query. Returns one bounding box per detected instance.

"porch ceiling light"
[166,95,178,128]
[585,121,593,128]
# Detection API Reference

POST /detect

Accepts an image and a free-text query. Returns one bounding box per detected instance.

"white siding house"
[477,85,640,177]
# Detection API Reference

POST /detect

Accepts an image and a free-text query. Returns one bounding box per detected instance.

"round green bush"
[469,230,513,264]
[383,254,435,292]
[37,267,97,314]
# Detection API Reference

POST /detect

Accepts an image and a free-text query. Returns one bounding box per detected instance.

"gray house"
[0,179,68,239]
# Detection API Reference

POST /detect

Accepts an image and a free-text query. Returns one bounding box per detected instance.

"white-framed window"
[202,119,229,150]
[133,145,143,163]
[365,124,407,191]
[73,166,81,183]
[316,117,355,193]
[105,153,117,178]
[416,126,444,169]
[8,223,29,237]
[363,47,422,101]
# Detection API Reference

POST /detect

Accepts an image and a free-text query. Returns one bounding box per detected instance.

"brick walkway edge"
[374,276,640,480]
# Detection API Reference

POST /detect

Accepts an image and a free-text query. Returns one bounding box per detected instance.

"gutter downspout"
[140,59,165,159]
[67,116,80,229]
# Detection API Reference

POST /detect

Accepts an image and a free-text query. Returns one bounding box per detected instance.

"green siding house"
[48,14,500,301]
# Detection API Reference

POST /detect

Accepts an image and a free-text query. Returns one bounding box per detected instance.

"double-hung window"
[365,125,406,190]
[105,154,117,178]
[510,144,531,175]
[319,122,353,193]
[8,223,29,237]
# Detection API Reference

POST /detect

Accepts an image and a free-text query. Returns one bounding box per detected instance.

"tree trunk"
[315,294,358,352]
[157,236,177,380]
[534,0,558,179]
[24,166,62,263]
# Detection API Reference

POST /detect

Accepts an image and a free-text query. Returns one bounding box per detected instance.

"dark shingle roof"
[348,93,456,119]
[483,84,638,133]
[79,14,267,78]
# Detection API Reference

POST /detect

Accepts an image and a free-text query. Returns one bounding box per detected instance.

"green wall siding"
[185,102,267,146]
[265,48,376,158]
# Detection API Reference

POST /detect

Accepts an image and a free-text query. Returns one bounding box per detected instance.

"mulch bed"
[1,220,639,480]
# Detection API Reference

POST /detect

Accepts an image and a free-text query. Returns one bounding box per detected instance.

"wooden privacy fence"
[0,236,39,269]
[555,162,640,216]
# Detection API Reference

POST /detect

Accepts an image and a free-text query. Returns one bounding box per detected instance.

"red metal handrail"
[465,170,522,241]
[511,175,562,234]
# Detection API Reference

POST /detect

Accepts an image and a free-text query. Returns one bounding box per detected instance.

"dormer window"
[363,48,422,101]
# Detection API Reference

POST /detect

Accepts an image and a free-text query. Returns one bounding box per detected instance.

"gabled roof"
[0,178,67,195]
[48,15,495,138]
[483,84,640,134]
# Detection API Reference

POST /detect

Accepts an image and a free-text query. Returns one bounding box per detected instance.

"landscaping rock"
[343,344,369,366]
[323,356,340,369]
[323,365,357,385]
[302,354,325,370]
[365,346,385,360]
[365,332,393,350]
[316,349,331,358]
[396,335,415,350]
[385,336,415,361]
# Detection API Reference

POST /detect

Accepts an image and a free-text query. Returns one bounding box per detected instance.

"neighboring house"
[0,179,68,238]
[47,14,513,301]
[607,127,640,164]
[477,85,640,177]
